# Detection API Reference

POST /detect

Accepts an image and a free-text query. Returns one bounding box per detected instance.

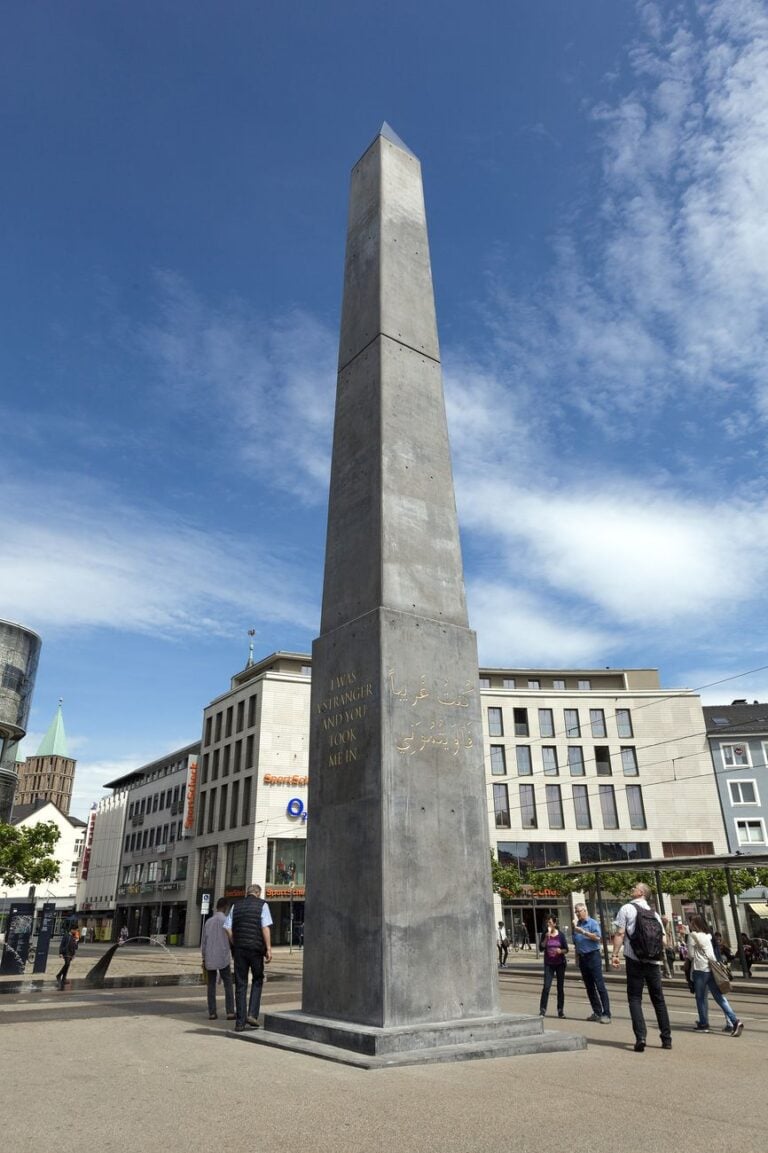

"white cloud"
[487,0,768,430]
[139,273,336,501]
[0,476,318,637]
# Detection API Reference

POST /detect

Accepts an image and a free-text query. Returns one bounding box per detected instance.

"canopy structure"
[531,852,768,975]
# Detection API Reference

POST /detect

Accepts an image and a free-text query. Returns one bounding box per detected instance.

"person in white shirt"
[611,881,672,1052]
[687,913,743,1037]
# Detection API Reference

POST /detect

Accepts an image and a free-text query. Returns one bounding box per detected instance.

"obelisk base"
[230,1010,587,1068]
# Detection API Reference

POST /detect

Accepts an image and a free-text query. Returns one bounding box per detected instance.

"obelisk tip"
[377,122,417,158]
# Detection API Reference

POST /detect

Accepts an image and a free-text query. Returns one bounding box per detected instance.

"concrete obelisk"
[258,126,584,1064]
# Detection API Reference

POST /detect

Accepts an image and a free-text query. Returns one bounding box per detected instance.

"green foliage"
[0,821,61,887]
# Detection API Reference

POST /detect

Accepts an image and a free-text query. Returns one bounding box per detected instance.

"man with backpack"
[611,881,672,1052]
[55,928,79,989]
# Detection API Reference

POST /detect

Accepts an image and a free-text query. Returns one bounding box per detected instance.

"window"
[198,845,217,891]
[175,856,188,880]
[124,835,130,852]
[479,677,491,689]
[616,708,633,738]
[516,746,532,776]
[589,709,607,738]
[222,745,231,778]
[519,783,537,829]
[567,746,585,776]
[236,700,245,733]
[152,794,159,812]
[214,712,222,742]
[621,747,639,776]
[245,734,254,769]
[301,665,312,677]
[496,841,567,873]
[527,679,540,690]
[728,780,758,805]
[572,784,591,829]
[513,708,529,736]
[212,748,220,781]
[735,819,766,845]
[542,746,559,776]
[230,779,240,827]
[493,783,511,828]
[722,744,750,768]
[204,716,212,746]
[626,785,647,829]
[579,841,651,863]
[545,784,564,829]
[564,709,581,737]
[218,784,228,832]
[241,776,252,825]
[553,679,566,690]
[247,694,257,727]
[599,784,619,829]
[202,753,209,785]
[207,788,217,834]
[225,706,233,738]
[538,708,555,737]
[267,839,307,885]
[233,739,242,774]
[225,840,248,892]
[595,747,612,776]
[503,678,516,690]
[490,745,507,775]
[488,707,504,737]
[577,679,591,691]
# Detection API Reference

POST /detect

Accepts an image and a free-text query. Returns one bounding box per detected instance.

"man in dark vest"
[224,883,273,1031]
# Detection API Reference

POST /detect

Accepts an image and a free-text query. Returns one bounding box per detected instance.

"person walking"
[687,914,744,1037]
[225,883,273,1032]
[201,897,235,1021]
[55,928,79,988]
[611,881,672,1052]
[539,916,569,1018]
[496,921,509,968]
[572,902,611,1023]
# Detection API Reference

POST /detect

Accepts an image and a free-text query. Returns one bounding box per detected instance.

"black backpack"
[628,902,664,961]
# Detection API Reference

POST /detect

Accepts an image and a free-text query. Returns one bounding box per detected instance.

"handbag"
[709,957,732,993]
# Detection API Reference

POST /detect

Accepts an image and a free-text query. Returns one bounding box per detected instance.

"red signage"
[183,756,198,835]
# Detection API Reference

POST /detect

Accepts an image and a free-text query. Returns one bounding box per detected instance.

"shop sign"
[182,754,198,836]
[286,797,308,822]
[263,774,309,786]
[224,886,245,899]
[265,886,306,901]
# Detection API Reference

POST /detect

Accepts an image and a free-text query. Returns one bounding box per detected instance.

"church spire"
[36,698,69,758]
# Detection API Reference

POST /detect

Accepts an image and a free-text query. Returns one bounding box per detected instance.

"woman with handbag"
[686,914,744,1036]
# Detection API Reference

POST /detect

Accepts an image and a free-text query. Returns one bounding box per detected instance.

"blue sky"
[3,1,768,817]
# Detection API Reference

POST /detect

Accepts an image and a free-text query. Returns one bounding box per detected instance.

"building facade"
[75,788,130,941]
[14,700,77,816]
[111,743,199,944]
[482,667,728,938]
[1,799,86,934]
[187,652,311,948]
[0,618,41,822]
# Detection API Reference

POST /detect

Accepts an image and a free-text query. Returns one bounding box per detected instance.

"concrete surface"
[1,955,765,1153]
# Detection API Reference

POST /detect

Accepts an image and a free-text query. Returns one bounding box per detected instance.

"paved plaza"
[1,945,765,1152]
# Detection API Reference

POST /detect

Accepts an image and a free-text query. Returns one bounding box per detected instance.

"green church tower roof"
[37,699,69,758]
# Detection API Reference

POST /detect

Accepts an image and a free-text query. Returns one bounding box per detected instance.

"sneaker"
[661,1040,672,1049]
[599,1016,612,1024]
[246,1016,260,1028]
[731,1020,744,1037]
[558,1012,565,1018]
[693,1024,710,1033]
[586,1012,600,1022]
[722,1024,733,1032]
[234,1024,246,1032]
[633,1041,646,1052]
[208,1013,218,1020]
[226,1013,236,1020]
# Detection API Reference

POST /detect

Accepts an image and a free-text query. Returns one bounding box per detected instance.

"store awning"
[748,903,768,918]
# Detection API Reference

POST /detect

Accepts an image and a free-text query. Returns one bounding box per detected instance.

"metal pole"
[654,868,665,915]
[289,882,295,955]
[596,872,609,968]
[725,867,748,978]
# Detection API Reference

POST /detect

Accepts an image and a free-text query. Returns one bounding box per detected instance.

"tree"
[0,821,61,887]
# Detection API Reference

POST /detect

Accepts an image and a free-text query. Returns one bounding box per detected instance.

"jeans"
[56,957,73,984]
[578,950,611,1017]
[206,965,234,1016]
[233,948,265,1026]
[497,942,509,966]
[625,958,671,1044]
[539,964,565,1015]
[692,968,737,1028]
